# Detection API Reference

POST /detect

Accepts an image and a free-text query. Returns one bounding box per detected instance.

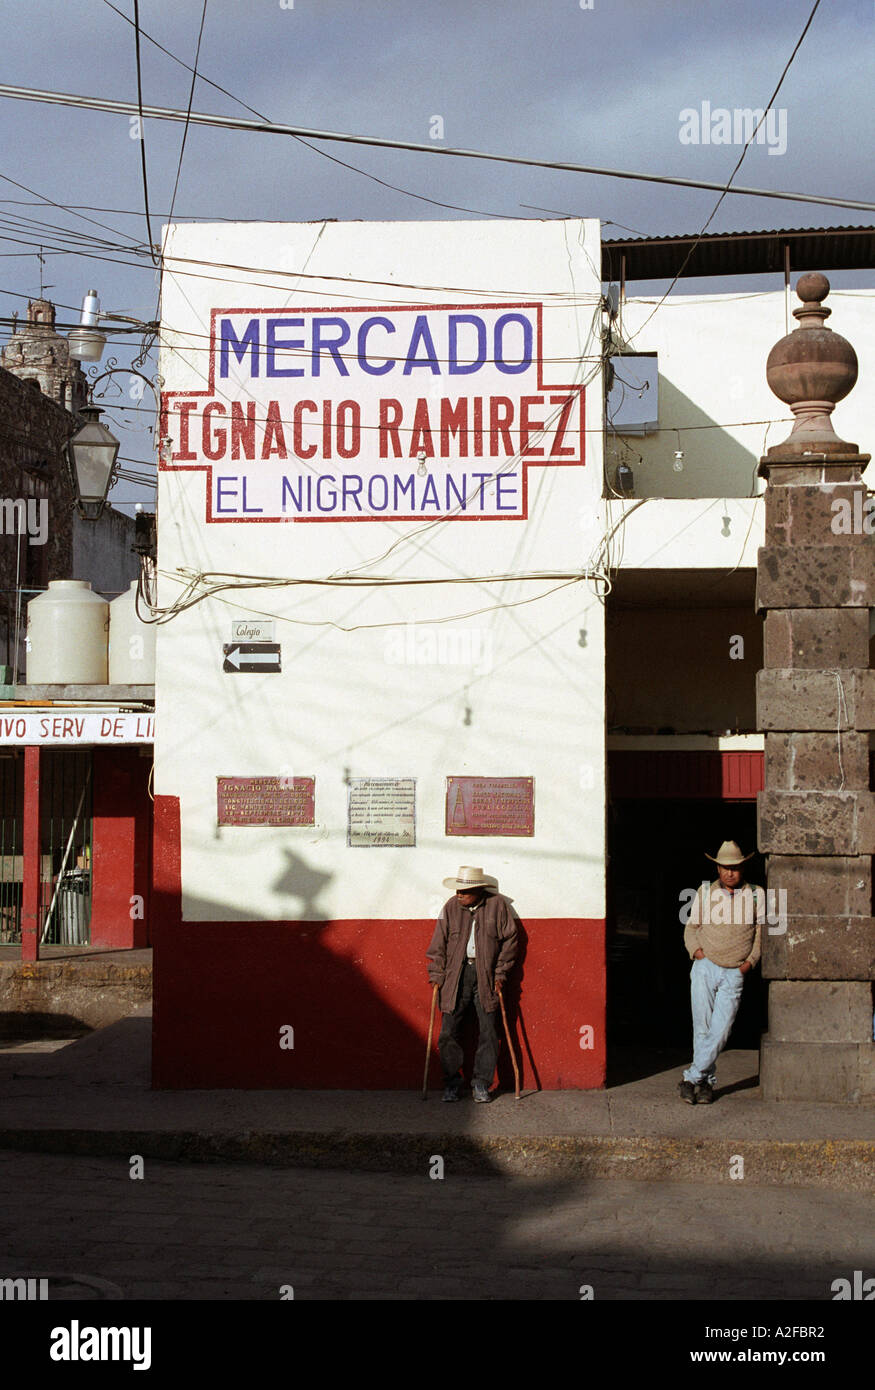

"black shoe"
[472,1081,491,1103]
[678,1080,697,1104]
[695,1082,715,1104]
[443,1084,461,1102]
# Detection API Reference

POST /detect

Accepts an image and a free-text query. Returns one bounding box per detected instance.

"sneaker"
[678,1080,697,1105]
[472,1081,491,1103]
[442,1084,461,1102]
[695,1081,715,1104]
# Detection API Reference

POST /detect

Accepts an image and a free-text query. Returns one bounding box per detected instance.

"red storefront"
[0,712,153,960]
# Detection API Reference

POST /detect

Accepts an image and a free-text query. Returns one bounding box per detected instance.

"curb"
[0,1130,871,1190]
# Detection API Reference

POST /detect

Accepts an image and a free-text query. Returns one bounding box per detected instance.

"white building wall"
[156,219,607,924]
[609,496,763,570]
[608,288,875,501]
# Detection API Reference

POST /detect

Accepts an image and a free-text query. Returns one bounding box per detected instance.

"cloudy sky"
[1,0,872,507]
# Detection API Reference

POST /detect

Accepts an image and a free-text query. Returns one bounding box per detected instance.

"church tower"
[2,298,88,414]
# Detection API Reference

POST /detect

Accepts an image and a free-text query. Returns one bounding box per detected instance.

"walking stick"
[421,983,438,1100]
[497,984,521,1100]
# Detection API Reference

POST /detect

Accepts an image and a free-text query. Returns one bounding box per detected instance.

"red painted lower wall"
[151,796,606,1090]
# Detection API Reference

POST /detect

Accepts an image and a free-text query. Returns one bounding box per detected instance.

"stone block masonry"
[756,272,874,1102]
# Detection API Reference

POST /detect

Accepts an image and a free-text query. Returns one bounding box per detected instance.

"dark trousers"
[438,960,500,1088]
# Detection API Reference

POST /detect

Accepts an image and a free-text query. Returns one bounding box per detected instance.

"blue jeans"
[683,956,745,1086]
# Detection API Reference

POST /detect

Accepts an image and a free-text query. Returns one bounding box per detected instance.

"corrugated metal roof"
[601,226,875,283]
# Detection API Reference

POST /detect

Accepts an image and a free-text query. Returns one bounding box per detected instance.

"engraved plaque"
[217,776,315,827]
[445,776,534,836]
[348,777,416,847]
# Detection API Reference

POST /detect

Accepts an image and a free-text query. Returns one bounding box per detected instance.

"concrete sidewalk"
[0,1004,871,1190]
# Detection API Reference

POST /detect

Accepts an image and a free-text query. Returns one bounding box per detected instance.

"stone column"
[757,273,875,1102]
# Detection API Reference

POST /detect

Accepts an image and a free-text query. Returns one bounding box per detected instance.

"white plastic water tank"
[26,580,109,684]
[109,580,156,683]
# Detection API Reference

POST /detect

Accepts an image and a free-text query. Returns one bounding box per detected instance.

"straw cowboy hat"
[705,840,754,866]
[442,865,498,893]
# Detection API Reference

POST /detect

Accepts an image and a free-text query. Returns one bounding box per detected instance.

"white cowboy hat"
[705,840,754,866]
[442,865,498,893]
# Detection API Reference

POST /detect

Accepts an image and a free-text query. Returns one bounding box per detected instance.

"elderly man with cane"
[680,839,764,1105]
[426,866,518,1102]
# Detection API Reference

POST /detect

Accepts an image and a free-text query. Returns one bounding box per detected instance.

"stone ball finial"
[764,272,858,458]
[795,271,829,303]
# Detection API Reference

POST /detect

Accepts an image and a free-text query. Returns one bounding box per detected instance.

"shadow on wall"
[152,862,536,1092]
[607,375,762,500]
[273,849,334,919]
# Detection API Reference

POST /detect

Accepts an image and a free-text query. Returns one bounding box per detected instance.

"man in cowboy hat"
[426,866,518,1103]
[679,840,764,1105]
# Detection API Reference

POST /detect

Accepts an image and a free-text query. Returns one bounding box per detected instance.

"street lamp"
[65,288,161,520]
[66,290,107,363]
[64,403,120,520]
[67,290,159,363]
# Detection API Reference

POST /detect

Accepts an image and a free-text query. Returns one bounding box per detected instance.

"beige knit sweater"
[683,880,763,969]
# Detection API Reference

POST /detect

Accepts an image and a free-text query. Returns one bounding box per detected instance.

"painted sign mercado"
[161,302,585,522]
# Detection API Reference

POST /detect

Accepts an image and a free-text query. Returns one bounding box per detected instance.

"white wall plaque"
[348,777,416,847]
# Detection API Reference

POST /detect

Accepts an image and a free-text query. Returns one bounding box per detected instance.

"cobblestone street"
[1,1150,872,1301]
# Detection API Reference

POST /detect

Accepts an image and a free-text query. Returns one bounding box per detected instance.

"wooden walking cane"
[497,984,521,1100]
[421,983,439,1100]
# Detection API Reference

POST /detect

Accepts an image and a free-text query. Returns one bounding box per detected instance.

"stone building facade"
[1,298,88,414]
[0,298,139,673]
[0,364,77,671]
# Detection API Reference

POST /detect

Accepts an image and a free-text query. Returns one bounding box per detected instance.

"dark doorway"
[607,798,767,1077]
[40,748,93,946]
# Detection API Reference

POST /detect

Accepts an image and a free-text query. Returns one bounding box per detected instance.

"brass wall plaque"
[217,776,315,827]
[348,777,416,847]
[446,776,534,836]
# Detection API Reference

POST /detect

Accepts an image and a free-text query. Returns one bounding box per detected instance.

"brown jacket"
[426,892,518,1014]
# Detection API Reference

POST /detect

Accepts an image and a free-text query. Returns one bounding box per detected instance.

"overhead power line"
[1,84,873,214]
[0,168,142,247]
[625,0,825,344]
[99,0,554,221]
[165,0,209,232]
[131,1,159,264]
[703,0,824,232]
